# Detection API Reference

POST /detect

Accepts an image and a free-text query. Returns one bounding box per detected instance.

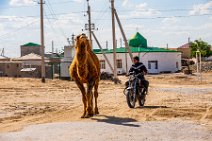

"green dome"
[129,32,147,48]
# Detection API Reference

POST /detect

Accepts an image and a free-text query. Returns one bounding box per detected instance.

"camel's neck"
[76,49,87,65]
[75,48,88,79]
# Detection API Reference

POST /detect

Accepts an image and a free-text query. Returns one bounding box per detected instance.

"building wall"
[177,48,191,59]
[96,52,182,74]
[0,62,22,77]
[21,65,52,78]
[21,46,41,56]
[21,60,42,66]
[60,45,74,78]
[60,62,71,78]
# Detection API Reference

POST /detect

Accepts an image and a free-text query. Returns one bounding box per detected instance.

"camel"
[69,33,100,118]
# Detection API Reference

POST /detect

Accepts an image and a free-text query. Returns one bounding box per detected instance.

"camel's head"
[75,33,90,52]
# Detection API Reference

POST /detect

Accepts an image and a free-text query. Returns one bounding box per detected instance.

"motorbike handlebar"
[129,72,144,77]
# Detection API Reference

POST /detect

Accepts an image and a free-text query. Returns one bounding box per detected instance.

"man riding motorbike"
[126,56,149,93]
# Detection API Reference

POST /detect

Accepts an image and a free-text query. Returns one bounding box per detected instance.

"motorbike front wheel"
[126,90,136,108]
[138,90,146,107]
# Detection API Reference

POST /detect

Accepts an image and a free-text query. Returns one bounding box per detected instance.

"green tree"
[190,40,212,58]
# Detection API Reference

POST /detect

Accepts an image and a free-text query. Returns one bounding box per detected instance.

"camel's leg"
[74,78,87,118]
[94,80,99,115]
[85,80,95,118]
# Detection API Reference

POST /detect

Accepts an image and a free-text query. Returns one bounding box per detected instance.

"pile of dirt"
[199,62,212,72]
[100,72,114,80]
[100,72,122,84]
[183,61,212,73]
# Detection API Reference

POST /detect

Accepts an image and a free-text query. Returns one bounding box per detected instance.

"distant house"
[0,55,10,61]
[13,53,50,65]
[94,32,182,74]
[0,61,22,77]
[12,53,52,78]
[21,42,41,56]
[177,43,191,59]
[45,52,61,75]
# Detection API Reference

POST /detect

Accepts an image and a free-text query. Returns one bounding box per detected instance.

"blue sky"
[0,0,212,57]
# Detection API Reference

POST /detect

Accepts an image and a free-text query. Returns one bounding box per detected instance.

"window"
[117,59,122,68]
[148,61,158,69]
[100,60,106,69]
[7,65,9,69]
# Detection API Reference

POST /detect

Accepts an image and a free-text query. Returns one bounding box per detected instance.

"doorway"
[148,61,158,74]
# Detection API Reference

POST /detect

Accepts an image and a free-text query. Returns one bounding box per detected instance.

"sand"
[0,73,211,139]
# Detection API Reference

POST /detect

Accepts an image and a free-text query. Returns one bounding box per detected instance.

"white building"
[94,32,182,74]
[60,32,182,78]
[60,45,75,78]
[96,51,181,74]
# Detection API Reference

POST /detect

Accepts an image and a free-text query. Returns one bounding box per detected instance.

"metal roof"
[94,46,180,54]
[21,42,40,47]
[13,53,48,61]
[129,32,147,48]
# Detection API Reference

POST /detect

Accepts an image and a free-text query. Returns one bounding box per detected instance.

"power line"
[2,12,211,21]
[0,20,38,40]
[45,0,67,39]
[0,0,81,9]
[125,14,212,20]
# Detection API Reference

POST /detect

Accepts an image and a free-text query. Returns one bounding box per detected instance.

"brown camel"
[69,33,100,118]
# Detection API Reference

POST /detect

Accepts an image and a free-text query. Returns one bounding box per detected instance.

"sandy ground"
[0,73,211,140]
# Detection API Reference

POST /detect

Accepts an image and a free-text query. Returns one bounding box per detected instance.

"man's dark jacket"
[129,62,147,79]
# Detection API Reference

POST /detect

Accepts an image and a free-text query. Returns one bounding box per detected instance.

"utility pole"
[92,32,114,73]
[125,43,128,74]
[114,9,133,61]
[0,48,4,56]
[52,41,54,53]
[39,0,45,83]
[71,34,75,46]
[111,0,117,80]
[106,41,108,49]
[83,0,96,48]
[120,38,122,47]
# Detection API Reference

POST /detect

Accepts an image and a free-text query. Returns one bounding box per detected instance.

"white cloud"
[52,13,83,28]
[122,0,129,6]
[162,17,181,25]
[10,0,35,6]
[0,23,5,35]
[189,1,212,15]
[130,3,161,17]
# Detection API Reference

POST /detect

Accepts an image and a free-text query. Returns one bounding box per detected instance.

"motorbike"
[124,72,147,108]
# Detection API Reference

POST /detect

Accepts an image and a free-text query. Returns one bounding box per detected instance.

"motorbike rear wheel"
[126,90,136,108]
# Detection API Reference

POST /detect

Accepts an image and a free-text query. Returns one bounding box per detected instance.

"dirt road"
[0,73,211,137]
[0,120,211,141]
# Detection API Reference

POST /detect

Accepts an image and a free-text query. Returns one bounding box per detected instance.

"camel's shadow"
[91,115,140,127]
